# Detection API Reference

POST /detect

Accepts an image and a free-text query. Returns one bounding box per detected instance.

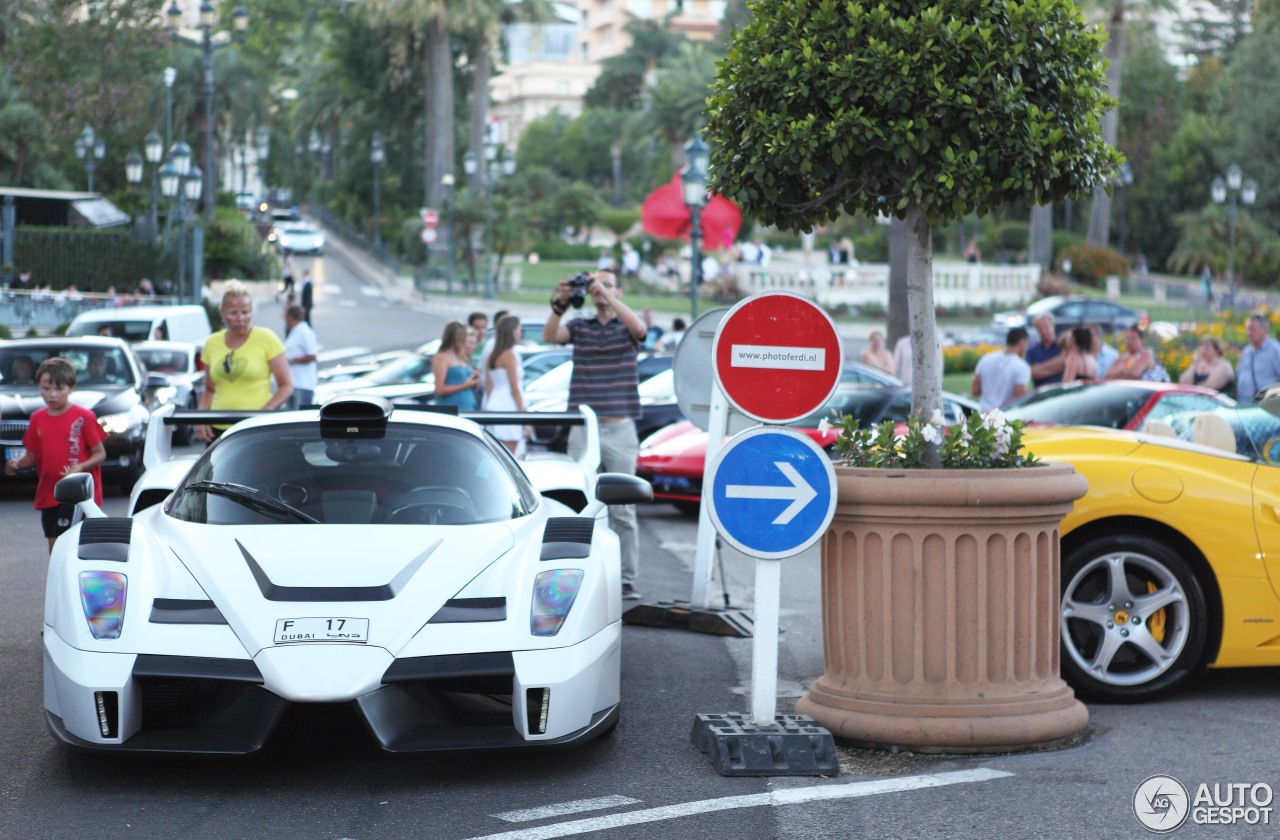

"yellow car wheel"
[1060,534,1208,703]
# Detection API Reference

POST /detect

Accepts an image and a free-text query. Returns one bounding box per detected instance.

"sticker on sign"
[729,344,826,371]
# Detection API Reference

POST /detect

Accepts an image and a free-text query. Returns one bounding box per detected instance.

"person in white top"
[972,327,1032,412]
[284,305,319,407]
[483,315,528,456]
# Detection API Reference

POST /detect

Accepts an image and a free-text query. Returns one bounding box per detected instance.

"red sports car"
[1001,380,1234,431]
[637,385,977,513]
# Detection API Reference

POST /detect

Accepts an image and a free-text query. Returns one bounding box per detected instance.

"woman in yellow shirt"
[196,280,293,443]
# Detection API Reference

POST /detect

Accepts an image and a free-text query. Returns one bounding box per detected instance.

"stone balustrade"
[733,260,1041,309]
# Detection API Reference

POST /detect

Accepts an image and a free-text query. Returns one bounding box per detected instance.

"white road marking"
[493,796,642,823]
[464,769,1013,840]
[338,300,358,307]
[359,286,384,297]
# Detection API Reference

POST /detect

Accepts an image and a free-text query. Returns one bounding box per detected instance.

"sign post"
[689,291,842,776]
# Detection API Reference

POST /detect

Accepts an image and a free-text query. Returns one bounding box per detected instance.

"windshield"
[169,423,535,525]
[0,345,133,389]
[135,348,191,374]
[67,319,153,342]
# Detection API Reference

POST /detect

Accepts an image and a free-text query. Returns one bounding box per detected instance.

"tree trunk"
[469,35,492,191]
[905,203,942,469]
[887,217,909,347]
[424,15,453,215]
[1029,203,1053,273]
[1086,7,1124,248]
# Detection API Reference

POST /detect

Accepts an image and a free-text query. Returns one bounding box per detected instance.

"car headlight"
[79,571,127,639]
[531,569,584,637]
[99,407,146,436]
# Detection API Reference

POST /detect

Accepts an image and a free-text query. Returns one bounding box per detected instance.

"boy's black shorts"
[40,504,76,539]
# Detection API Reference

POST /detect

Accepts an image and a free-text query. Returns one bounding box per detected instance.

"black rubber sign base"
[691,713,839,776]
[622,600,753,637]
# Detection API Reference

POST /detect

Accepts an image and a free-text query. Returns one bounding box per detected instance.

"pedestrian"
[964,237,981,263]
[621,242,640,279]
[892,334,912,383]
[543,270,646,600]
[1060,326,1097,383]
[281,254,296,300]
[298,269,314,324]
[432,321,481,410]
[859,330,894,376]
[472,309,500,369]
[1104,326,1158,381]
[1178,336,1235,394]
[284,304,319,408]
[1201,265,1214,307]
[597,248,615,272]
[483,315,529,456]
[971,327,1031,412]
[196,281,293,444]
[1089,324,1118,374]
[4,358,107,554]
[1235,315,1280,401]
[658,317,686,352]
[642,308,665,351]
[1027,314,1064,387]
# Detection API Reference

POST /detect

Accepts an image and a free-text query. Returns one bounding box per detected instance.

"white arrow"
[725,461,817,525]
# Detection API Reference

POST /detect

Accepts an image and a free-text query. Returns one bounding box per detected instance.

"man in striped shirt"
[544,271,648,600]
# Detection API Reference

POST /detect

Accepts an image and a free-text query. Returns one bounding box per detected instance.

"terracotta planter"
[795,463,1090,753]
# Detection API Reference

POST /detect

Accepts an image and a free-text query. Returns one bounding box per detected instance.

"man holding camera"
[544,271,648,600]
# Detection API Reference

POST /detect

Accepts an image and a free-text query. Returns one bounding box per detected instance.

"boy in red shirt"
[4,357,107,553]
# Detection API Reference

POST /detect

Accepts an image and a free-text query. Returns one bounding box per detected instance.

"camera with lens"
[566,272,592,309]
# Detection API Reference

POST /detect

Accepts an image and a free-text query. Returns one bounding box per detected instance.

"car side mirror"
[595,473,653,506]
[145,372,171,390]
[54,472,94,505]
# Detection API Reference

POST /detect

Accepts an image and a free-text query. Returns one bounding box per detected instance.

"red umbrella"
[641,175,742,250]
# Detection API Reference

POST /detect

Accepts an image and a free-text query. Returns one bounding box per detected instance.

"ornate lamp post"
[125,150,144,236]
[167,0,248,223]
[254,125,269,207]
[144,130,164,239]
[1211,164,1258,306]
[371,131,384,257]
[183,164,204,303]
[74,125,105,192]
[307,129,321,209]
[161,141,193,301]
[682,134,709,323]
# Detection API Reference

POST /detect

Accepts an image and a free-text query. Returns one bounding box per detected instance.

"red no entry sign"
[712,292,843,424]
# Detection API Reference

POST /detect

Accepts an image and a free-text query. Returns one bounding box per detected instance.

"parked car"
[1024,401,1280,701]
[0,337,163,488]
[66,304,213,346]
[991,295,1148,335]
[41,395,651,753]
[638,384,978,513]
[131,340,206,444]
[274,221,325,255]
[1002,381,1234,431]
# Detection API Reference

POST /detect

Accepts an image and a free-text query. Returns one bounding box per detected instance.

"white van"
[66,305,212,345]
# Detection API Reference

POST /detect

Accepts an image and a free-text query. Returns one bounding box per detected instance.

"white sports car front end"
[43,396,650,753]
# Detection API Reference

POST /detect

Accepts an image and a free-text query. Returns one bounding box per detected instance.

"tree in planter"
[706,0,1120,464]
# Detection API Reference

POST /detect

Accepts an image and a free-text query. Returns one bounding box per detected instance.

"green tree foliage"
[707,0,1119,449]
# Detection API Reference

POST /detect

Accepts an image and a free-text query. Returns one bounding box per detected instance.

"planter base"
[796,681,1087,754]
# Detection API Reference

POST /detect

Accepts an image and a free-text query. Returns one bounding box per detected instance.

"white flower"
[929,409,945,426]
[817,418,834,439]
[921,423,943,445]
[982,408,1006,429]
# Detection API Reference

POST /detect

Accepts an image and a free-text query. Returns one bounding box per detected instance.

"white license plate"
[274,617,369,644]
[6,446,25,463]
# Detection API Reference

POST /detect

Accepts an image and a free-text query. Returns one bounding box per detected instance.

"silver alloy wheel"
[1060,550,1191,688]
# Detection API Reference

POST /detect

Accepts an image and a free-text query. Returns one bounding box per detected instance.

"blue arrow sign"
[706,426,837,560]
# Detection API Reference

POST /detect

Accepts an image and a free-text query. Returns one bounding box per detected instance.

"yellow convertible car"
[1026,404,1280,702]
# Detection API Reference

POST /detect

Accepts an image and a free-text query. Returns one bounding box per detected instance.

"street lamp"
[1211,164,1258,306]
[370,131,385,257]
[681,157,708,323]
[254,125,269,203]
[144,130,163,239]
[163,67,177,147]
[125,151,144,235]
[463,139,516,298]
[162,141,193,302]
[74,125,105,192]
[307,129,321,209]
[168,0,248,224]
[442,172,455,292]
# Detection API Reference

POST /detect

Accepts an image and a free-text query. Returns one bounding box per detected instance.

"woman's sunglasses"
[222,350,234,374]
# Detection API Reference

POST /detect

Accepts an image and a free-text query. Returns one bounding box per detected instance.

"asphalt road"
[2,243,1279,838]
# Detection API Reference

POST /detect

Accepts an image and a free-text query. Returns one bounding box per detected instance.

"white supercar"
[43,395,651,754]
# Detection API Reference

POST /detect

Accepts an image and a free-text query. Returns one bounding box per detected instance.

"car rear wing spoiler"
[143,404,602,475]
